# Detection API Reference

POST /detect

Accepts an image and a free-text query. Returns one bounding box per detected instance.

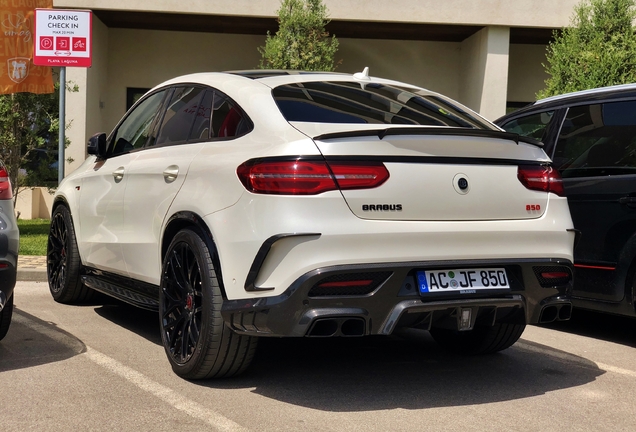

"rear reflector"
[309,271,393,297]
[533,266,572,287]
[517,165,564,197]
[0,167,12,200]
[316,280,373,288]
[237,159,389,195]
[541,272,570,279]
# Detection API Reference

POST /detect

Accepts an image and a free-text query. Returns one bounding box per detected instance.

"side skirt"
[82,268,160,311]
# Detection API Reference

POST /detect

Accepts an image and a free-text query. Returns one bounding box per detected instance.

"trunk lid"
[298,124,553,221]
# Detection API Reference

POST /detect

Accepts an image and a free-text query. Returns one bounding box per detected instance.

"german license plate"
[417,268,509,294]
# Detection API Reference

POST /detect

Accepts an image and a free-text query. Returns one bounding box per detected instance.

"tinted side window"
[211,92,251,138]
[500,111,554,141]
[155,87,206,146]
[554,102,636,178]
[188,90,213,141]
[110,91,166,156]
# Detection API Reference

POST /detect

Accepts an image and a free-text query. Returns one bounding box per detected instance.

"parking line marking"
[13,313,248,432]
[594,362,636,379]
[517,341,636,378]
[85,348,249,432]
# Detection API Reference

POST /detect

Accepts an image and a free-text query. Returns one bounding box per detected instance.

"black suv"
[496,84,636,317]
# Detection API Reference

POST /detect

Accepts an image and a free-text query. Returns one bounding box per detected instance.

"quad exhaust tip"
[539,303,572,323]
[307,317,366,337]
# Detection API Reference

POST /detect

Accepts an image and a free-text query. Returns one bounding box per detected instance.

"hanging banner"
[0,0,55,95]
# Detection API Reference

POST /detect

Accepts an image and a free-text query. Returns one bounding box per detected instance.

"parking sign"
[33,9,92,67]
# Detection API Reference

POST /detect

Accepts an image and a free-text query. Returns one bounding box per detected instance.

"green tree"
[259,0,339,71]
[539,0,636,98]
[0,86,61,202]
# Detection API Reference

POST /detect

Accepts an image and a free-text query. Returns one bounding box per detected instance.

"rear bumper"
[221,258,573,337]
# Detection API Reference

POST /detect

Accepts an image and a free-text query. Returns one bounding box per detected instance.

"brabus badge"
[362,204,403,211]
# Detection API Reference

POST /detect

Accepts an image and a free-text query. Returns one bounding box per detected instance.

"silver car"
[0,161,18,341]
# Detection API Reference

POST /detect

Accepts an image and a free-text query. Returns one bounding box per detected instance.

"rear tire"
[430,322,526,354]
[160,228,257,379]
[47,205,93,303]
[0,293,13,341]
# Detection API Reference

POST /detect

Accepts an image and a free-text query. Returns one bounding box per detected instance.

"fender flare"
[161,211,228,299]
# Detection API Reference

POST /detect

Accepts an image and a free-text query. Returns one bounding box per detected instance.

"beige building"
[50,0,581,179]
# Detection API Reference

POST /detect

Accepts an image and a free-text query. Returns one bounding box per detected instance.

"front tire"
[0,293,13,341]
[430,322,526,355]
[160,228,257,379]
[47,205,93,303]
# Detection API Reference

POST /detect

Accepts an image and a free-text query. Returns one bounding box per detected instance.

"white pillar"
[64,67,88,176]
[64,16,109,176]
[459,26,510,121]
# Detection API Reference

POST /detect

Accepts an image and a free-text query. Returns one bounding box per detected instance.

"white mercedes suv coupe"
[47,70,576,379]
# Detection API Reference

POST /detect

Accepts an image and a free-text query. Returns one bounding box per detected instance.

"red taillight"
[517,165,564,197]
[0,167,12,200]
[237,159,389,195]
[329,162,389,190]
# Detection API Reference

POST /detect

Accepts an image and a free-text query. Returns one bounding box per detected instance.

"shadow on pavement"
[93,301,162,345]
[542,308,636,348]
[0,308,86,373]
[78,303,605,412]
[198,328,603,411]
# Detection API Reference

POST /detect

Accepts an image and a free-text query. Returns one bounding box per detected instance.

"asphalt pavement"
[8,257,636,431]
[3,280,636,431]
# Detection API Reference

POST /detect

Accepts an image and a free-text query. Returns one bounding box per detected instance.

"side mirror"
[87,133,107,158]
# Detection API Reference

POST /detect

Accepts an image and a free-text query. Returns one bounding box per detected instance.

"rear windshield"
[272,81,495,130]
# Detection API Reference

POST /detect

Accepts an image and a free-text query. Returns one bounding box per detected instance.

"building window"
[126,87,151,111]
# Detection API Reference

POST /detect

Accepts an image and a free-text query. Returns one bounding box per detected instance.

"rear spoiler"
[313,127,543,147]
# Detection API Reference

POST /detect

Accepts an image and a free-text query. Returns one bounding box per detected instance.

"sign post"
[33,9,92,184]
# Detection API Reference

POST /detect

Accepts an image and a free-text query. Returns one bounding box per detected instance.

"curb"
[17,256,48,283]
[17,268,48,282]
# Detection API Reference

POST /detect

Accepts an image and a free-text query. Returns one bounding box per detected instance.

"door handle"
[112,167,125,183]
[619,196,636,208]
[163,166,179,183]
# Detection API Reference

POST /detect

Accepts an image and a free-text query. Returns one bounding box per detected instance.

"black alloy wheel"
[161,239,204,365]
[47,209,69,295]
[160,228,257,379]
[47,205,92,303]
